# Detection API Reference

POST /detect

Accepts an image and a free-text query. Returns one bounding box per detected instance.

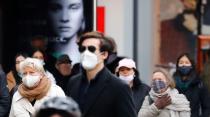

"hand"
[154,94,171,109]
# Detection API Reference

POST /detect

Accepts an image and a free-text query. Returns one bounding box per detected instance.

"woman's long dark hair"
[174,53,197,78]
[12,52,28,84]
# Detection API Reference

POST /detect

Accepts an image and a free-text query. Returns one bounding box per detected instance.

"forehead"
[16,55,25,61]
[58,63,71,66]
[119,67,132,70]
[82,38,101,47]
[179,56,190,62]
[23,66,36,73]
[33,51,43,56]
[153,72,166,79]
[49,0,83,4]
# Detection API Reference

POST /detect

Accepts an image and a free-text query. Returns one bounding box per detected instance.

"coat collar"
[13,91,35,114]
[14,91,24,102]
[74,67,112,115]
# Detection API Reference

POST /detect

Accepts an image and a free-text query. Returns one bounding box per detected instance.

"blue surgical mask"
[152,80,167,93]
[177,66,192,76]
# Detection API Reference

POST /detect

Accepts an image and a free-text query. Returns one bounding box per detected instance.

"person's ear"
[55,63,59,70]
[101,51,108,60]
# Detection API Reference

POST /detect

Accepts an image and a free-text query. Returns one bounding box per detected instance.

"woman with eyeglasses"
[9,58,65,117]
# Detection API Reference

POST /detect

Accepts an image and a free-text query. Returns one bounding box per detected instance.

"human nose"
[60,9,70,23]
[121,70,129,75]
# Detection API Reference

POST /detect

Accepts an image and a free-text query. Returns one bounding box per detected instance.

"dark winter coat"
[174,72,210,117]
[132,76,150,113]
[66,67,137,117]
[0,67,10,117]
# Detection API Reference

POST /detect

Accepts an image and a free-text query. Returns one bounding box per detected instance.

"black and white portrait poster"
[2,0,95,71]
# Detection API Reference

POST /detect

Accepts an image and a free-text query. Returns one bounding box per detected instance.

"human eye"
[69,3,81,10]
[179,60,184,64]
[16,61,21,64]
[49,3,62,12]
[22,72,27,77]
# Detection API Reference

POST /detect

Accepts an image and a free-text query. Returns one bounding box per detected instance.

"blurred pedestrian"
[173,53,210,117]
[35,97,81,117]
[54,54,72,93]
[0,64,10,117]
[115,58,150,112]
[7,52,28,93]
[138,68,191,117]
[9,58,65,117]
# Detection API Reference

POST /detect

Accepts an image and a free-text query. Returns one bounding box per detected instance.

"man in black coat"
[66,31,136,117]
[0,64,10,117]
[54,54,72,94]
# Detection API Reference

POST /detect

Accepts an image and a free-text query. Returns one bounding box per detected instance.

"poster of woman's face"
[48,0,84,40]
[46,0,94,64]
[1,0,94,71]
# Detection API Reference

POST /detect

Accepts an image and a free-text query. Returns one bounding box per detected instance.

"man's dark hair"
[78,31,111,53]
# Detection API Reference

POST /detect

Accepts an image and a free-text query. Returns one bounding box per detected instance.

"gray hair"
[39,97,81,117]
[19,58,45,75]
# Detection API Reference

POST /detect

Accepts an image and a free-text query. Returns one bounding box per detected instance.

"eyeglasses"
[79,45,97,53]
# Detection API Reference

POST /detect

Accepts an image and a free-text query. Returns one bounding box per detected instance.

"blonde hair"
[19,58,45,75]
[153,68,176,88]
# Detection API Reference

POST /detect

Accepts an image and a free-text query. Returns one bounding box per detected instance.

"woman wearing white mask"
[7,52,28,93]
[138,68,190,117]
[31,49,56,84]
[9,58,65,117]
[115,58,150,113]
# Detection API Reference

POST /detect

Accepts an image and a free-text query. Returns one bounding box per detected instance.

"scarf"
[18,76,51,102]
[175,76,192,91]
[149,88,190,117]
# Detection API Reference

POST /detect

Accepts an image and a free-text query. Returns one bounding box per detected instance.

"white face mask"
[22,75,41,88]
[17,72,22,78]
[80,50,99,70]
[39,59,45,66]
[119,74,134,84]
